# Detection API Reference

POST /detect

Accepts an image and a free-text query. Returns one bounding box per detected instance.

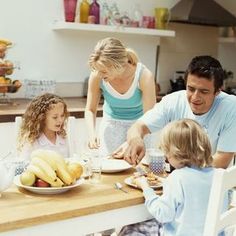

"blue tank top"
[100,63,144,120]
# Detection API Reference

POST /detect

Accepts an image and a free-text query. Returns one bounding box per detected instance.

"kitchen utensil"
[135,165,148,176]
[114,182,128,193]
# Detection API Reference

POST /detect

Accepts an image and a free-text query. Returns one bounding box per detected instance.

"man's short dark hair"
[184,55,225,92]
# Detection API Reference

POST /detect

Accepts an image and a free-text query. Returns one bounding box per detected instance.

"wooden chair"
[203,166,236,236]
[15,116,77,157]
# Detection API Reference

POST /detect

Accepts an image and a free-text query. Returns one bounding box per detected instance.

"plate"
[14,175,84,195]
[101,159,132,173]
[124,176,162,190]
[141,155,149,166]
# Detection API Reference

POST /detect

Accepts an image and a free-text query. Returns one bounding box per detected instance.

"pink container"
[64,0,77,22]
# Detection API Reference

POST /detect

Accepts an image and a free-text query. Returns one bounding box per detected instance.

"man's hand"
[112,138,145,165]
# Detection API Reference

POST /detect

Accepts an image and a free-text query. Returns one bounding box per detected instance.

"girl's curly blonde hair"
[88,37,139,73]
[159,119,213,168]
[17,93,69,151]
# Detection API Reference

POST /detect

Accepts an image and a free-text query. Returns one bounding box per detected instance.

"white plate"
[101,159,132,173]
[141,155,149,166]
[14,175,84,195]
[124,176,162,190]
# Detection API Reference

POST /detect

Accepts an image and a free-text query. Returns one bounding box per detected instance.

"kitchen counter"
[0,169,161,235]
[0,96,163,123]
[0,97,103,122]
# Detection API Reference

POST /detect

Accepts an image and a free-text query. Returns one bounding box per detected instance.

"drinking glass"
[64,0,78,22]
[155,8,170,29]
[89,149,102,184]
[148,148,165,175]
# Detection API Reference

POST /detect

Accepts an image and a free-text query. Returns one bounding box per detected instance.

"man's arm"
[213,151,235,169]
[125,121,151,165]
[112,120,151,165]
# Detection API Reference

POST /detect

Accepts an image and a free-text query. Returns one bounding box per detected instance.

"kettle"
[0,160,16,196]
[169,71,186,92]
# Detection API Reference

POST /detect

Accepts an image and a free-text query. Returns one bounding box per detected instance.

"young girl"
[17,93,69,161]
[119,119,227,236]
[85,37,156,156]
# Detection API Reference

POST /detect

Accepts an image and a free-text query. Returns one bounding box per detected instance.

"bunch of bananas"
[20,149,83,187]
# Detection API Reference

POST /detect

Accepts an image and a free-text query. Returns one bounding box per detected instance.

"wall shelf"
[52,21,176,37]
[218,37,236,43]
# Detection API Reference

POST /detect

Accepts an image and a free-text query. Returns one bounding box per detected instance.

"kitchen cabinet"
[52,21,175,37]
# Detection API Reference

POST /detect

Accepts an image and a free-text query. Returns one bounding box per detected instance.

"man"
[113,55,236,168]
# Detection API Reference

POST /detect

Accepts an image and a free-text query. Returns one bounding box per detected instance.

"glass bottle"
[89,0,100,24]
[80,0,90,23]
[100,1,109,25]
[132,3,143,27]
[110,2,120,25]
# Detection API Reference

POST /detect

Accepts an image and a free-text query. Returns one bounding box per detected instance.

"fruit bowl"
[0,82,21,93]
[14,175,85,195]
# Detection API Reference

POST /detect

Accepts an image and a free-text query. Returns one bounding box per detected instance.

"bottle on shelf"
[89,0,100,24]
[100,1,109,25]
[80,0,90,23]
[132,3,143,28]
[109,2,120,25]
[120,11,131,27]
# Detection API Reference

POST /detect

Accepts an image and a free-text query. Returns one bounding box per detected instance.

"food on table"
[67,162,83,179]
[131,171,161,188]
[19,149,83,188]
[35,179,50,188]
[20,171,36,186]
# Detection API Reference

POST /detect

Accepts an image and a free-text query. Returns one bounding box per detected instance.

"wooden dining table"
[0,168,162,236]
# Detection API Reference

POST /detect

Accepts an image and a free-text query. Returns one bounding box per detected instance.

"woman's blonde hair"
[88,37,139,73]
[159,119,213,168]
[17,93,69,151]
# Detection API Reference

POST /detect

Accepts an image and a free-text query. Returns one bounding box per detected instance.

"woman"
[85,37,156,157]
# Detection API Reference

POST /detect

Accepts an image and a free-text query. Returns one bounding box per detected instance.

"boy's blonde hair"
[88,37,139,73]
[17,93,69,151]
[159,119,213,168]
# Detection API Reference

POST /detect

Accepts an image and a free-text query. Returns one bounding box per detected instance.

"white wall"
[0,0,178,97]
[1,0,236,96]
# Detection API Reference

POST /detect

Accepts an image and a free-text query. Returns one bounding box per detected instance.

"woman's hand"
[88,136,100,149]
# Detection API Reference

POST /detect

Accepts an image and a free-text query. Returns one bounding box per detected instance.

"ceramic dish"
[124,176,163,190]
[101,159,132,173]
[14,175,84,195]
[141,155,149,166]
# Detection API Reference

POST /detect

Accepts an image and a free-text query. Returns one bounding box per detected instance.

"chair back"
[203,166,236,236]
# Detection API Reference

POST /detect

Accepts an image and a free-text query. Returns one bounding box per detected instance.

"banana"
[31,149,57,170]
[0,38,12,46]
[30,149,74,186]
[27,164,63,187]
[31,157,57,181]
[56,162,74,186]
